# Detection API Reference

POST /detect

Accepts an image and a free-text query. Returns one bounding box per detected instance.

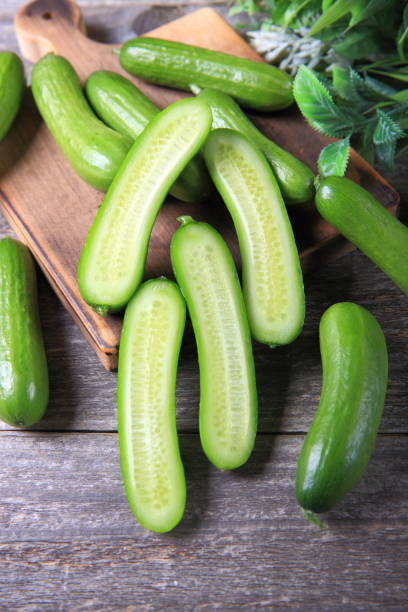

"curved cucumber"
[0,238,49,427]
[203,129,305,346]
[196,88,314,204]
[118,278,186,532]
[31,54,132,192]
[296,302,388,514]
[316,176,408,296]
[171,217,257,470]
[78,97,212,315]
[85,70,212,202]
[120,37,293,112]
[0,51,25,141]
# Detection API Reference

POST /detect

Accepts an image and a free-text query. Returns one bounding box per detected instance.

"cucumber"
[171,217,257,470]
[78,97,212,315]
[203,129,305,346]
[296,302,388,515]
[316,176,408,296]
[0,238,48,427]
[31,54,132,192]
[196,88,314,204]
[119,37,293,112]
[118,278,186,532]
[85,70,212,202]
[0,51,25,141]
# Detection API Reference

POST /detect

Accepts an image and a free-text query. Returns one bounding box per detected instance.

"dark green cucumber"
[78,97,212,315]
[171,217,257,470]
[118,278,186,532]
[85,70,212,202]
[0,51,25,141]
[316,176,408,296]
[0,238,48,427]
[31,54,132,192]
[296,302,388,514]
[204,129,305,346]
[119,37,293,112]
[196,88,314,204]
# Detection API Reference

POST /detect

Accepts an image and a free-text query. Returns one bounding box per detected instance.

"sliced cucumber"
[118,278,186,532]
[204,129,305,346]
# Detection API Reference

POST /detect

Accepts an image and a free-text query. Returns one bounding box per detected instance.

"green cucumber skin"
[204,128,305,347]
[171,218,258,470]
[316,177,408,296]
[0,238,49,427]
[197,88,314,204]
[78,97,212,314]
[0,51,25,141]
[117,278,186,532]
[296,302,388,514]
[85,70,212,202]
[120,37,293,112]
[31,54,132,192]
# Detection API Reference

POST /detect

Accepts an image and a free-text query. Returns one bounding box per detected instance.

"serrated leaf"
[318,137,350,178]
[308,0,355,36]
[350,70,395,102]
[333,28,382,61]
[332,66,363,101]
[373,110,405,144]
[293,66,354,137]
[375,140,397,169]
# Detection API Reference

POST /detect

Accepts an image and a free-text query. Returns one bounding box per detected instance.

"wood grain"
[0,0,399,369]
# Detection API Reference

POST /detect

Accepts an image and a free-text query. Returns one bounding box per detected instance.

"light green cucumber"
[195,88,314,204]
[0,51,25,141]
[31,54,132,191]
[171,217,257,470]
[78,97,212,315]
[118,278,186,532]
[85,70,212,202]
[204,129,305,346]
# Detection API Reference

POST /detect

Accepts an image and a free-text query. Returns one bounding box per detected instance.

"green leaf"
[308,0,356,36]
[373,110,405,144]
[333,28,382,61]
[293,66,354,137]
[392,89,408,102]
[369,69,408,83]
[332,66,363,101]
[348,0,390,28]
[350,70,396,101]
[318,137,350,178]
[375,139,397,169]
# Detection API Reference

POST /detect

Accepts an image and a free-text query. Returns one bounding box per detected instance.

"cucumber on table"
[119,37,293,112]
[171,217,258,470]
[78,97,212,315]
[0,238,49,427]
[196,88,315,204]
[31,54,132,192]
[85,70,212,202]
[296,302,388,516]
[0,51,25,142]
[118,278,186,532]
[204,129,305,347]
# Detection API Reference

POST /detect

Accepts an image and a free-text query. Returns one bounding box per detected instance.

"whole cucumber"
[196,88,314,204]
[316,176,408,296]
[296,302,388,514]
[0,238,49,427]
[85,70,212,202]
[0,51,25,141]
[31,54,132,192]
[119,37,293,111]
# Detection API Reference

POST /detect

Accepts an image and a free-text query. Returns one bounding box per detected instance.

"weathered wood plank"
[0,432,406,610]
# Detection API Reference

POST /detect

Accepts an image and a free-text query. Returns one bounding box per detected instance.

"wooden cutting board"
[0,0,399,370]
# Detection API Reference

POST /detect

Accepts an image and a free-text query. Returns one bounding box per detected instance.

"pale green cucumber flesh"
[204,129,305,346]
[117,278,186,532]
[171,218,257,470]
[78,98,212,313]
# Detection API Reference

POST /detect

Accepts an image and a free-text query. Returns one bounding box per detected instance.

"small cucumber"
[31,54,132,192]
[85,70,212,202]
[196,88,314,204]
[78,97,212,315]
[203,129,305,346]
[119,37,293,112]
[118,278,186,532]
[171,217,257,470]
[296,302,388,514]
[0,238,48,427]
[0,51,25,141]
[316,176,408,296]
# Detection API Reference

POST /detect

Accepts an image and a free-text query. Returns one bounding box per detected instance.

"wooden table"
[1,2,407,609]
